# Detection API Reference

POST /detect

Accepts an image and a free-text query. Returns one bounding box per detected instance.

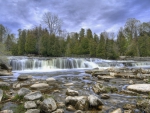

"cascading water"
[9,57,100,71]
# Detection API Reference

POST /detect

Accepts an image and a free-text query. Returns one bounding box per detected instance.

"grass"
[12,104,26,113]
[12,94,24,102]
[2,91,9,101]
[0,86,10,90]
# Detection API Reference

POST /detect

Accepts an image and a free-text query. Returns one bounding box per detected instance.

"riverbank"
[0,67,150,112]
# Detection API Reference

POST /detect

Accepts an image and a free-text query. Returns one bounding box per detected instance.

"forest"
[0,12,150,59]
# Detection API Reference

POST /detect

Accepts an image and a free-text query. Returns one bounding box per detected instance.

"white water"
[8,56,150,72]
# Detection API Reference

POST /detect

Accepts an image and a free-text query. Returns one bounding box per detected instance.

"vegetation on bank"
[0,12,150,59]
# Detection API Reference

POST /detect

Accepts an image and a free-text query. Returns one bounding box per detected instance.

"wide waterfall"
[9,57,102,71]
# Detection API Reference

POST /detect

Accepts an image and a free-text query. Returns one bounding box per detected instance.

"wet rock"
[30,83,49,90]
[66,89,79,96]
[0,89,3,102]
[136,99,150,111]
[66,105,76,111]
[0,110,13,113]
[92,71,110,76]
[17,75,32,81]
[74,110,84,113]
[127,84,150,94]
[0,70,12,76]
[110,108,122,113]
[97,75,115,82]
[124,110,133,113]
[92,83,106,94]
[24,101,37,109]
[18,88,31,96]
[56,102,65,108]
[25,109,40,113]
[120,90,139,96]
[52,109,64,113]
[13,81,32,89]
[64,83,74,86]
[101,94,110,99]
[143,79,149,83]
[40,97,57,113]
[123,104,136,110]
[24,91,42,100]
[88,95,103,109]
[129,80,134,84]
[0,82,10,87]
[46,77,56,82]
[75,96,89,111]
[85,70,92,74]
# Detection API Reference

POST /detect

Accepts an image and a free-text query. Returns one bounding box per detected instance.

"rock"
[101,94,110,99]
[124,110,133,113]
[17,75,32,81]
[18,88,31,96]
[40,97,57,113]
[119,90,139,96]
[46,77,56,82]
[25,109,40,113]
[74,110,84,113]
[0,70,12,76]
[92,71,110,76]
[30,83,49,90]
[52,109,64,113]
[66,89,79,96]
[0,110,13,113]
[65,96,89,111]
[85,70,92,74]
[75,96,89,111]
[92,83,107,94]
[88,95,103,109]
[24,91,42,100]
[97,75,114,82]
[13,81,32,89]
[0,89,3,102]
[123,104,136,110]
[136,99,150,110]
[57,102,65,108]
[143,79,149,83]
[24,101,37,109]
[66,105,76,111]
[110,108,122,113]
[127,84,150,94]
[64,83,74,86]
[0,82,10,87]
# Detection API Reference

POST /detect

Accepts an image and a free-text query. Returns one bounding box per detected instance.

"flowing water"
[2,56,150,112]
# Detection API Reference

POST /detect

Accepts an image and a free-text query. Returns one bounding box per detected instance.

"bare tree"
[42,12,63,35]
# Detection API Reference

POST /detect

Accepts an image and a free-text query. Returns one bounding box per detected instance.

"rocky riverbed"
[1,67,150,113]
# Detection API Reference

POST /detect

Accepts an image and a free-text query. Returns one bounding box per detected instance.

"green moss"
[13,104,26,113]
[12,94,24,102]
[0,86,10,90]
[2,91,9,101]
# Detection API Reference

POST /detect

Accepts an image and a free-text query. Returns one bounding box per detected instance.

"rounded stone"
[127,84,150,93]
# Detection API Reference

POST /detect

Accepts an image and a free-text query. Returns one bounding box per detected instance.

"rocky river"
[1,57,150,113]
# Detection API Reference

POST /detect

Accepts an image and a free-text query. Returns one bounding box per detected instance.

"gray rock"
[0,89,3,102]
[74,110,84,113]
[88,95,103,108]
[17,75,32,81]
[66,89,79,96]
[18,88,31,96]
[110,108,122,113]
[52,109,64,113]
[101,94,110,99]
[66,105,76,111]
[24,101,37,109]
[0,82,10,87]
[40,97,57,113]
[24,91,42,100]
[46,77,56,82]
[30,83,49,90]
[25,109,40,113]
[0,110,13,113]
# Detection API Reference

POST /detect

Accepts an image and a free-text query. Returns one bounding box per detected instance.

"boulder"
[25,109,40,113]
[52,109,64,113]
[66,89,79,96]
[88,95,103,109]
[66,105,76,111]
[123,104,136,110]
[127,84,150,94]
[110,108,122,113]
[97,75,114,82]
[101,94,110,99]
[24,101,37,109]
[17,75,32,81]
[0,82,10,87]
[0,70,12,76]
[74,110,84,113]
[18,88,31,96]
[0,89,3,102]
[65,96,89,111]
[40,97,57,113]
[46,77,56,82]
[30,83,49,90]
[24,91,42,100]
[0,110,13,113]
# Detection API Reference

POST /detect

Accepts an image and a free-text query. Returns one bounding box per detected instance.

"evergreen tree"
[86,29,93,39]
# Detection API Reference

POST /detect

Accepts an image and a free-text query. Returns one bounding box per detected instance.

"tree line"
[0,12,150,59]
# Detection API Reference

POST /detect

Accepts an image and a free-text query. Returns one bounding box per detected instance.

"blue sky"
[0,0,150,36]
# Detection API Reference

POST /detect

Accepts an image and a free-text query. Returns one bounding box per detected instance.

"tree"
[86,29,93,39]
[43,12,63,35]
[5,34,13,52]
[0,24,6,42]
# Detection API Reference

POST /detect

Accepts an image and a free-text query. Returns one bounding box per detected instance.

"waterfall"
[9,57,100,71]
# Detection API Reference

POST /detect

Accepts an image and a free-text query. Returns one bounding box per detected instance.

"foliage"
[13,104,26,113]
[12,94,24,102]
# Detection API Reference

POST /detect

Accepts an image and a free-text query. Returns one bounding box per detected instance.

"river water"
[2,56,150,112]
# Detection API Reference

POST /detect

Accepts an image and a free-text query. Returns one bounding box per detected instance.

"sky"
[0,0,150,36]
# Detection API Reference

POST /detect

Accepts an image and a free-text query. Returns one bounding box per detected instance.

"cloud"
[0,0,150,36]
